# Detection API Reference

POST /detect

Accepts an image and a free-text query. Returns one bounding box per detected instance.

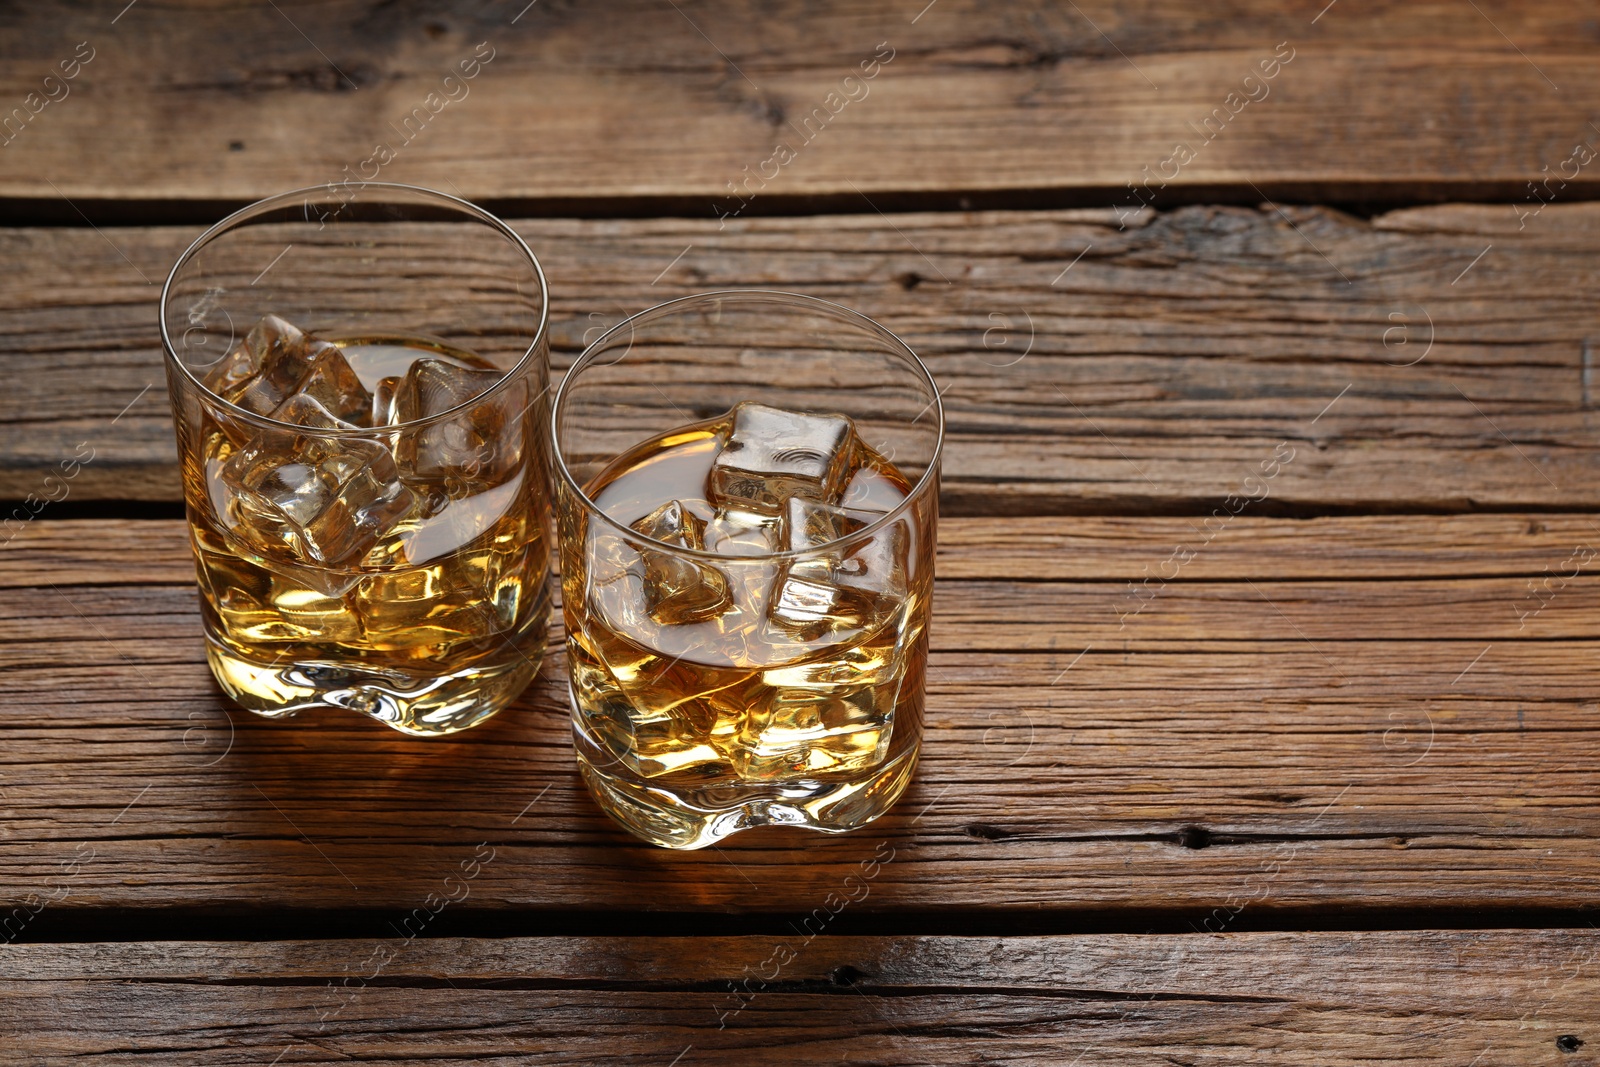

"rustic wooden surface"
[6,932,1598,1065]
[7,203,1600,510]
[5,2,1600,1062]
[2,2,1599,211]
[3,515,1597,918]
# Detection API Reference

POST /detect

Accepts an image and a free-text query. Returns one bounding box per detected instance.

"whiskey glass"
[552,291,942,848]
[160,184,552,735]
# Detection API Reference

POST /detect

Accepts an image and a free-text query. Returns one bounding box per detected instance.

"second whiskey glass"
[552,291,942,848]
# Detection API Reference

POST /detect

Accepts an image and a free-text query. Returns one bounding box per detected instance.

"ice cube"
[292,341,372,426]
[194,532,285,640]
[567,641,723,778]
[321,456,418,560]
[201,314,302,398]
[352,550,502,651]
[395,357,501,419]
[704,506,778,557]
[708,402,855,513]
[735,683,894,778]
[209,315,320,416]
[223,437,415,570]
[270,581,362,644]
[202,345,260,401]
[269,392,357,431]
[200,418,241,522]
[629,499,733,626]
[372,375,404,426]
[769,496,907,636]
[394,358,522,488]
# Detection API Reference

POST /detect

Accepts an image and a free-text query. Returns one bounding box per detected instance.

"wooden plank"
[2,2,1598,209]
[3,516,1598,915]
[11,512,1600,585]
[6,203,1600,512]
[5,932,1597,1064]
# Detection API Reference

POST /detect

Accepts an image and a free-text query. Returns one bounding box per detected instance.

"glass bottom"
[204,610,548,737]
[571,703,920,849]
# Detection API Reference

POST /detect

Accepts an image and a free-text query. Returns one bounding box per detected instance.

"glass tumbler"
[160,184,553,736]
[552,291,942,848]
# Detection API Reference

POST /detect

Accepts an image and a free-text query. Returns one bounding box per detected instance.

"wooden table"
[3,2,1598,1062]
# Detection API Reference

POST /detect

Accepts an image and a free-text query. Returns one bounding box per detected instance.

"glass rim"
[158,181,550,439]
[550,289,944,563]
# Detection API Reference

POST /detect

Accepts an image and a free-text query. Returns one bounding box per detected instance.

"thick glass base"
[205,612,547,737]
[572,707,920,849]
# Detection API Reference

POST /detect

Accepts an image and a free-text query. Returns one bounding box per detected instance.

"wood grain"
[7,2,1598,1053]
[6,932,1597,1064]
[1,2,1598,210]
[6,203,1600,512]
[3,516,1598,916]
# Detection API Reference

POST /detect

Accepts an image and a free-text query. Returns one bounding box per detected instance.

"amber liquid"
[562,417,931,846]
[179,335,550,735]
